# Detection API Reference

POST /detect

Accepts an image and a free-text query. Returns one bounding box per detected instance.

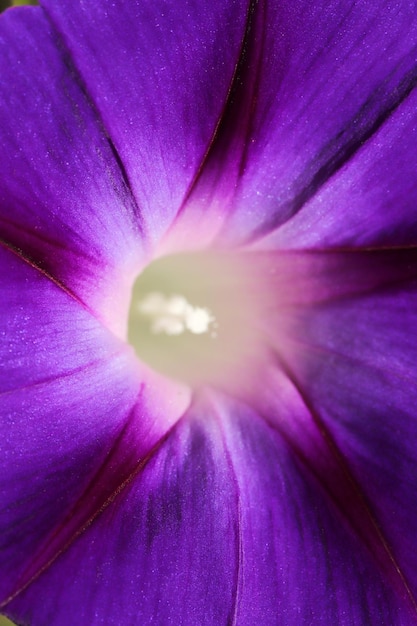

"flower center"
[128,252,265,391]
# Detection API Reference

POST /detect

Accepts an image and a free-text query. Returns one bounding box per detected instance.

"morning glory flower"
[1,0,417,624]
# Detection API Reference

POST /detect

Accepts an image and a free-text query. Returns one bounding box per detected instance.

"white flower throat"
[127,252,266,391]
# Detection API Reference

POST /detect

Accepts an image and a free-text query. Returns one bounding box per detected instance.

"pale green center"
[127,252,263,390]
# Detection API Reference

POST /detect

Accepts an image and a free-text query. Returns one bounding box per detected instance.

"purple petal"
[220,247,417,370]
[237,247,417,311]
[4,396,415,625]
[215,395,417,624]
[174,0,417,244]
[0,243,188,608]
[4,409,239,625]
[277,268,417,604]
[280,255,417,395]
[40,0,249,241]
[263,89,417,249]
[0,8,143,331]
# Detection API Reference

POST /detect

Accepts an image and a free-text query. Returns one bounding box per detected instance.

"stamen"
[137,292,216,336]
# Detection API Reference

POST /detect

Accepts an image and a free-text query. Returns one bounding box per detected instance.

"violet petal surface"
[1,0,417,624]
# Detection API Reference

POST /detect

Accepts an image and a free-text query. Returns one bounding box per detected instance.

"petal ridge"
[0,351,124,399]
[273,353,417,615]
[40,0,251,240]
[0,405,185,610]
[0,238,92,315]
[245,58,417,243]
[209,402,244,625]
[39,9,146,236]
[186,0,266,205]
